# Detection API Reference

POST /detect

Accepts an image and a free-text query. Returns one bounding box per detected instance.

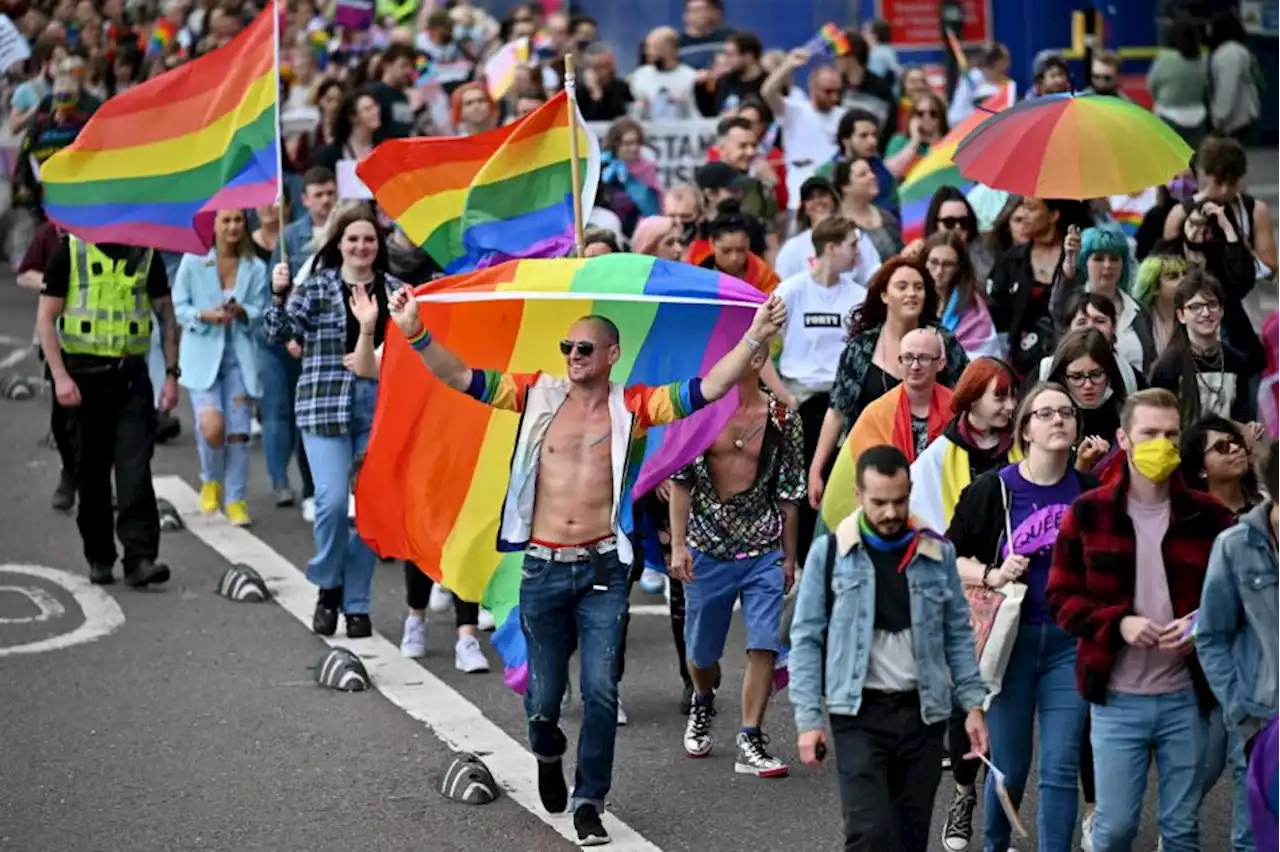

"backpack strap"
[820,531,838,695]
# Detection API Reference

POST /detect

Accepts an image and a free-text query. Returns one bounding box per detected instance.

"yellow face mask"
[1130,437,1180,484]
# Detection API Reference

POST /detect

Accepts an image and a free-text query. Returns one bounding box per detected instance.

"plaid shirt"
[263,267,403,436]
[1047,470,1235,710]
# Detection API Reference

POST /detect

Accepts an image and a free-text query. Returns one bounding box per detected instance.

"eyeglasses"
[937,216,968,230]
[898,353,940,367]
[926,257,958,270]
[559,339,595,357]
[1064,368,1108,387]
[1030,406,1077,422]
[1207,436,1245,455]
[1182,300,1222,316]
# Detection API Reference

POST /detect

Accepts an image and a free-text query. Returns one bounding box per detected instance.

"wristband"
[742,333,763,352]
[407,326,432,352]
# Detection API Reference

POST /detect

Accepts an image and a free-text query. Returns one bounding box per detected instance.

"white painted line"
[0,347,31,371]
[0,585,66,623]
[0,564,126,656]
[153,476,664,852]
[0,334,30,347]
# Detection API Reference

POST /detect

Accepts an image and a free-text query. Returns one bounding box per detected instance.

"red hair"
[950,357,1018,414]
[450,81,494,129]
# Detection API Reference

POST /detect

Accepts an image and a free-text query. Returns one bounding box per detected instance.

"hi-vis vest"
[58,238,154,357]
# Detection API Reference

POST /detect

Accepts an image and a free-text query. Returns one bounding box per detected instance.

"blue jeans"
[259,341,313,498]
[982,622,1087,852]
[1090,688,1206,852]
[1202,706,1254,852]
[684,547,784,668]
[299,378,376,614]
[189,346,254,502]
[519,551,629,812]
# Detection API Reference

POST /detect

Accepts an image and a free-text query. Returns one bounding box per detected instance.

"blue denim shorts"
[683,548,784,669]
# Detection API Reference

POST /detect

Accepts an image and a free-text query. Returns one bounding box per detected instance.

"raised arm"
[700,295,788,403]
[760,49,808,119]
[388,287,473,392]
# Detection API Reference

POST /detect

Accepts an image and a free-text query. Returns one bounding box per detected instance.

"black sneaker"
[51,470,76,513]
[313,587,342,636]
[941,786,977,852]
[573,804,610,847]
[154,412,180,444]
[89,563,114,585]
[537,758,567,813]
[345,613,372,639]
[124,560,170,588]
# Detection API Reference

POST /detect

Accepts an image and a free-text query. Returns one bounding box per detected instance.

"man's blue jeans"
[519,551,628,812]
[982,622,1088,852]
[1090,688,1206,852]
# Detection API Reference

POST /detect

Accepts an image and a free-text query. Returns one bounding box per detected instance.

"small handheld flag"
[803,23,851,59]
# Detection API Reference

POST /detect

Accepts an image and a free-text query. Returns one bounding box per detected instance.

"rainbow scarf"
[354,254,766,691]
[42,6,279,254]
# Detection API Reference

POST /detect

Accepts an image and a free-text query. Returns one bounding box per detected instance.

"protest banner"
[0,15,32,72]
[584,118,718,189]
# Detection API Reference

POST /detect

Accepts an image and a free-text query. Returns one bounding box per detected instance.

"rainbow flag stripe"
[359,90,600,273]
[355,254,765,687]
[42,7,278,254]
[804,23,851,58]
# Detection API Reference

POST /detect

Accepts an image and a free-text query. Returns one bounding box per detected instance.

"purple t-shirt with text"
[998,465,1086,624]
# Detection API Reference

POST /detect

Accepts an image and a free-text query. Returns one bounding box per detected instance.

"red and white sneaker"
[734,730,789,778]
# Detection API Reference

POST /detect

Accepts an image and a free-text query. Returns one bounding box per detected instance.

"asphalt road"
[2,151,1270,849]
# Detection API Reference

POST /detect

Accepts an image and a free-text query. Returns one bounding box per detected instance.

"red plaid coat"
[1047,470,1235,709]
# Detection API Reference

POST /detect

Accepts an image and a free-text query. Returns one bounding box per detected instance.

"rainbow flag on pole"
[42,5,279,254]
[898,81,1014,243]
[358,89,600,273]
[355,254,765,689]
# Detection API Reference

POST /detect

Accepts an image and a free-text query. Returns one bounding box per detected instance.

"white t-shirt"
[628,64,699,119]
[774,228,883,288]
[779,89,846,210]
[775,272,868,390]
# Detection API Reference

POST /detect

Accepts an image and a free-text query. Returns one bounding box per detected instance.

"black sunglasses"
[560,339,595,357]
[937,215,969,230]
[1207,436,1244,455]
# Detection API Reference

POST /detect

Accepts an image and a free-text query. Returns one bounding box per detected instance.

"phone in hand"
[815,741,827,762]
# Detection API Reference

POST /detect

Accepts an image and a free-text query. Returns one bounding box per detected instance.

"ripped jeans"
[520,551,628,812]
[189,347,255,503]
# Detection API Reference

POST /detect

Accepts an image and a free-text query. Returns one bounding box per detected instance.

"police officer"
[34,235,181,587]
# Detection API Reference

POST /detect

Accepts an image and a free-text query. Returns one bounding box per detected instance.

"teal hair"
[1079,224,1132,292]
[1133,253,1189,306]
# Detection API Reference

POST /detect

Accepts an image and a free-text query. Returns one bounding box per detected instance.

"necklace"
[734,421,765,449]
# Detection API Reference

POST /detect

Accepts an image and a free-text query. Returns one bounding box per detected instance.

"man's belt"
[526,536,619,564]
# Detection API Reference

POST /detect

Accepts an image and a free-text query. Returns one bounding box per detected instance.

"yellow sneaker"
[225,500,253,528]
[199,481,221,515]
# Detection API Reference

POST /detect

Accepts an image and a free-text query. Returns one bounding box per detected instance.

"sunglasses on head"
[560,339,595,357]
[1207,436,1244,455]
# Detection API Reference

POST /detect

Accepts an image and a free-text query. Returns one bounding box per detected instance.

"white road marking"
[0,334,30,347]
[0,564,126,656]
[0,585,67,623]
[0,347,31,370]
[153,476,664,852]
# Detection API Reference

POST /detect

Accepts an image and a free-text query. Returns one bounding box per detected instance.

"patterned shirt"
[672,396,807,560]
[263,267,404,436]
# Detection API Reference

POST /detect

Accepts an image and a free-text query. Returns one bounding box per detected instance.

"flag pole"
[273,0,288,269]
[562,53,585,258]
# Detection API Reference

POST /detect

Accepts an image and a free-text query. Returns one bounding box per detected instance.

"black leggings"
[404,561,479,627]
[615,495,690,687]
[948,706,983,788]
[796,393,830,565]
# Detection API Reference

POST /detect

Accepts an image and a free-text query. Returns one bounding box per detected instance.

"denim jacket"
[789,511,987,734]
[1197,502,1279,739]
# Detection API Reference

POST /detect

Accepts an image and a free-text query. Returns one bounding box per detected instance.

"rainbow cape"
[898,82,1013,243]
[355,254,765,690]
[42,6,278,254]
[359,90,600,274]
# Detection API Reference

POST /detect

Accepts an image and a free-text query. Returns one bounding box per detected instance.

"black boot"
[89,563,114,585]
[313,586,342,636]
[344,613,372,638]
[124,560,171,587]
[51,469,76,513]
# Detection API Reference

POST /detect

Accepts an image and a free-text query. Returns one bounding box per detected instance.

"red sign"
[877,0,992,49]
[1119,74,1154,110]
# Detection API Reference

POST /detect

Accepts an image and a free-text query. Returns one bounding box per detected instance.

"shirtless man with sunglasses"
[387,287,785,846]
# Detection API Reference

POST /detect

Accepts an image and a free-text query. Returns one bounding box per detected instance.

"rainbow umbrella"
[1248,716,1278,851]
[898,82,1015,243]
[952,93,1193,200]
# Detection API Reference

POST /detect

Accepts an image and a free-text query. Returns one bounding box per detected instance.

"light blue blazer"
[172,250,269,397]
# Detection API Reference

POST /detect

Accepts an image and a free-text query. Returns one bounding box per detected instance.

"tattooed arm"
[152,295,180,372]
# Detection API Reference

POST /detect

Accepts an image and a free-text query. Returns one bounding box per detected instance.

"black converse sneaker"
[683,694,715,757]
[941,785,977,851]
[573,804,610,846]
[734,730,789,778]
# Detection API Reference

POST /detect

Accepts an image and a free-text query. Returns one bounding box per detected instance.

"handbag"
[962,476,1024,710]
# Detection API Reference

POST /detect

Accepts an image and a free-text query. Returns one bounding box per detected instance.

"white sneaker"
[348,493,356,520]
[301,496,316,523]
[250,417,262,438]
[638,567,666,595]
[428,584,453,613]
[1079,810,1094,852]
[477,608,496,631]
[454,634,490,673]
[400,614,427,658]
[616,697,628,726]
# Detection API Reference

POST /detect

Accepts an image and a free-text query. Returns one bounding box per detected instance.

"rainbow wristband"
[407,326,432,351]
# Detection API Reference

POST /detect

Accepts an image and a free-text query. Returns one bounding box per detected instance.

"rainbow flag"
[41,6,279,254]
[147,17,178,56]
[355,254,766,690]
[804,23,851,58]
[359,89,600,273]
[898,81,1014,243]
[484,37,530,101]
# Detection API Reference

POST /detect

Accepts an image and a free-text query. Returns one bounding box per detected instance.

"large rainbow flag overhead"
[898,82,1014,244]
[358,90,600,274]
[41,6,279,254]
[356,254,764,689]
